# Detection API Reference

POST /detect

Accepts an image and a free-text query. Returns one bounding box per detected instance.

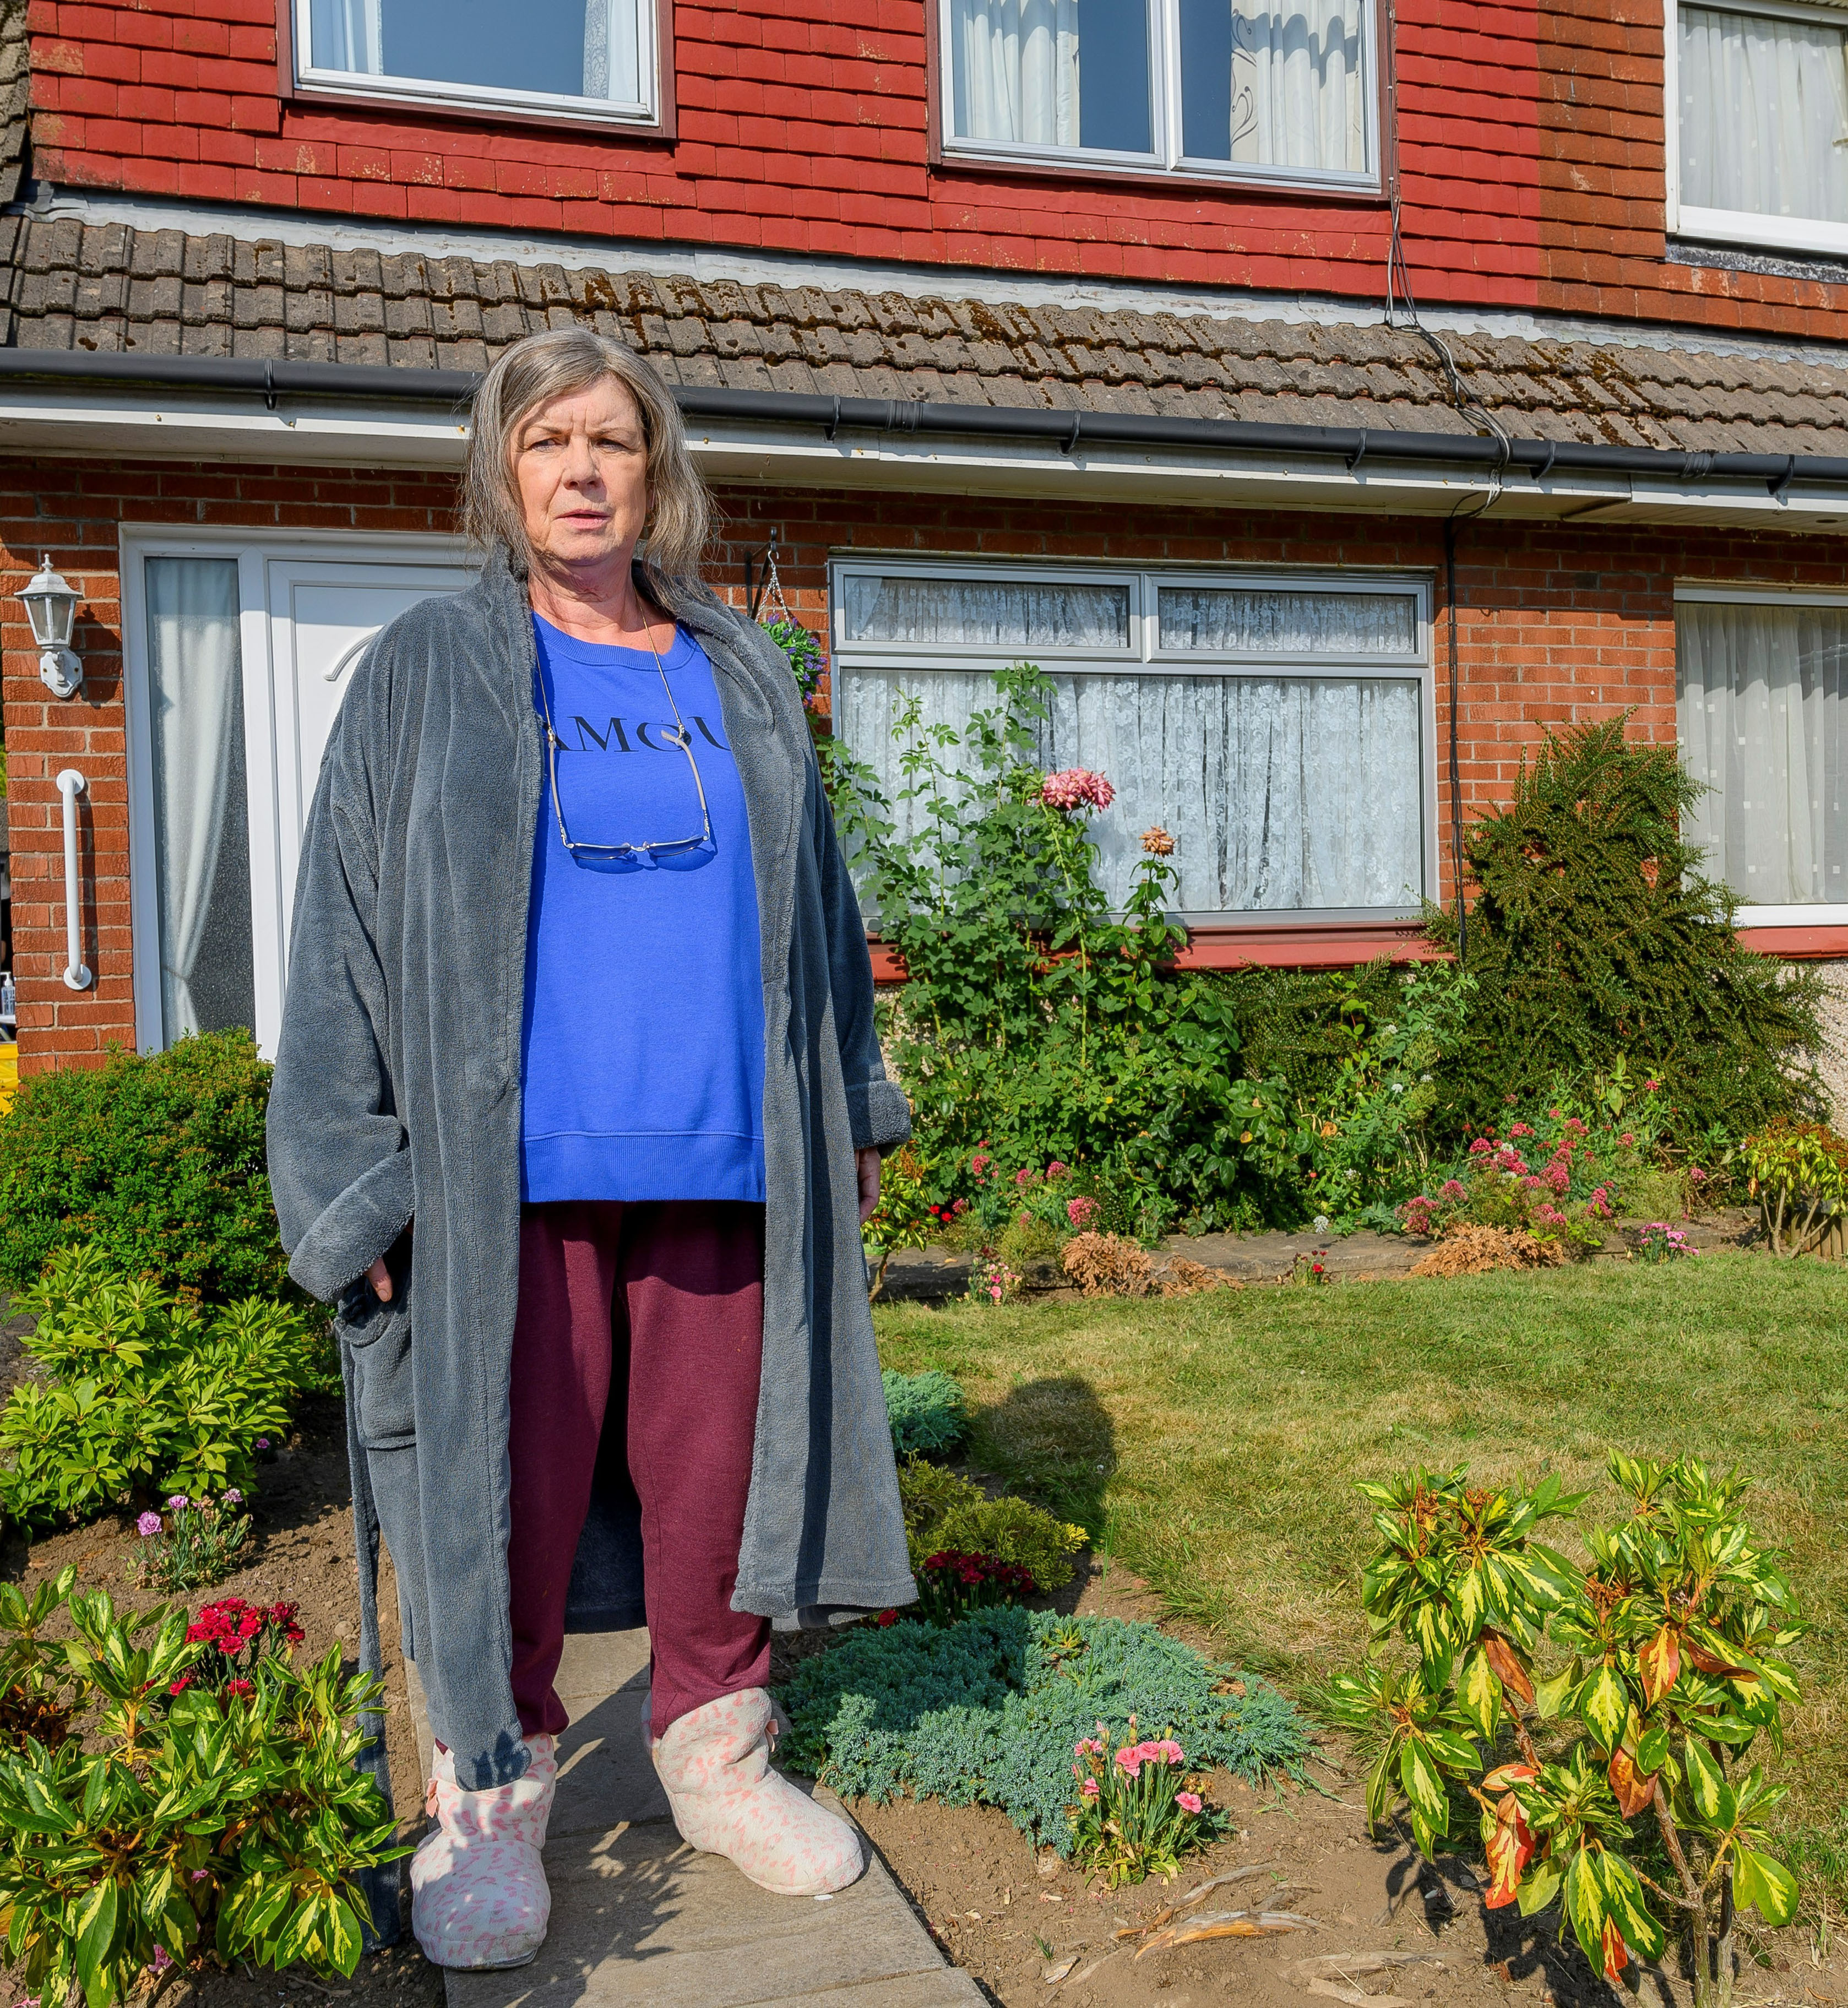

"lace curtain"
[1678,3,1848,224]
[1677,601,1848,908]
[1223,0,1366,171]
[837,666,1424,914]
[146,559,257,1042]
[947,0,1083,145]
[583,0,640,101]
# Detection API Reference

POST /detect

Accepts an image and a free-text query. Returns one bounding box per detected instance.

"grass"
[874,1253,1848,1902]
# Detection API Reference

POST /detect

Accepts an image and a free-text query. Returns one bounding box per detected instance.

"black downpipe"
[1444,517,1467,966]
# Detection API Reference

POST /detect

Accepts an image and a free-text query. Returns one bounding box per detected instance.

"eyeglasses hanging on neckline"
[535,618,713,859]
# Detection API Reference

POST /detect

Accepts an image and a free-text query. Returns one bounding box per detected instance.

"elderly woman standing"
[266,329,915,1972]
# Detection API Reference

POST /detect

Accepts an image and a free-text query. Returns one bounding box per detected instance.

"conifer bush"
[1426,719,1822,1144]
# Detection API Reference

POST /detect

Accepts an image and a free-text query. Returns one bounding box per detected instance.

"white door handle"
[56,768,92,991]
[323,630,381,682]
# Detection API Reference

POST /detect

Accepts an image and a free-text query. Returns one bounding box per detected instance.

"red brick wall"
[26,0,1545,307]
[5,452,1845,1069]
[1536,0,1848,339]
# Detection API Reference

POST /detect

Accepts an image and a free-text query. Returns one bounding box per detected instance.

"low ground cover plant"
[776,1607,1308,1855]
[0,1574,404,2005]
[1331,1454,1801,2007]
[898,1457,1087,1593]
[0,1028,290,1303]
[882,1368,968,1459]
[0,1247,334,1530]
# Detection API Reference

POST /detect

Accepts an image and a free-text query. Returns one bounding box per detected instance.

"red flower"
[226,1679,254,1698]
[169,1675,192,1696]
[876,1610,898,1627]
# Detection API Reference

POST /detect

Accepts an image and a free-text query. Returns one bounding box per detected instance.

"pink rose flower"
[1041,768,1116,813]
[1176,1791,1204,1815]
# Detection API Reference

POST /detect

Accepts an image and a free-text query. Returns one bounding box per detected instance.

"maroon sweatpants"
[506,1199,771,1741]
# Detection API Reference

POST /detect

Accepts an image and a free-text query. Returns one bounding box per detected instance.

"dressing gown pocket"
[337,1287,416,1451]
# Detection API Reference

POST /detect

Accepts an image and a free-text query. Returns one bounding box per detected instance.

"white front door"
[123,535,477,1056]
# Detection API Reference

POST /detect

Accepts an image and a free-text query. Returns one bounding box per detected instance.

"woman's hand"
[365,1255,394,1303]
[857,1146,882,1225]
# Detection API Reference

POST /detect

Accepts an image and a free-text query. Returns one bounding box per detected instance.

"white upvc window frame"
[291,0,660,125]
[935,0,1383,193]
[1665,0,1848,259]
[1674,579,1848,926]
[119,525,473,1059]
[829,555,1436,927]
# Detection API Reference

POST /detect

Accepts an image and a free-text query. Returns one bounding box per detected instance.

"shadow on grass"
[964,1373,1115,1533]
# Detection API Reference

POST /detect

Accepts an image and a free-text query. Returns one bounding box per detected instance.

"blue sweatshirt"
[519,615,767,1203]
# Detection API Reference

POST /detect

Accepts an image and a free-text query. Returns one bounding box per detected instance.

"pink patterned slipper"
[411,1734,557,1969]
[650,1688,864,1897]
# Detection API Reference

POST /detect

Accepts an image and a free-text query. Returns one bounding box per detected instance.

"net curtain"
[1678,3,1848,224]
[145,558,257,1041]
[949,0,1082,145]
[836,665,1425,915]
[1227,0,1367,172]
[1677,601,1848,907]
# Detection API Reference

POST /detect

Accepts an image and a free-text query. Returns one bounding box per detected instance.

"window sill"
[1672,208,1848,264]
[287,74,670,134]
[868,915,1436,980]
[931,143,1384,205]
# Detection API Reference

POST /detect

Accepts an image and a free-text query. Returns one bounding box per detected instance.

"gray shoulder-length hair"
[461,329,711,585]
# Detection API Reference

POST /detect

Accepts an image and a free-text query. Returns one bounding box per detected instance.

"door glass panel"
[145,558,256,1043]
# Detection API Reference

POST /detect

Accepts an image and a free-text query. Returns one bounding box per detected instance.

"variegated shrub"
[1329,1456,1802,2008]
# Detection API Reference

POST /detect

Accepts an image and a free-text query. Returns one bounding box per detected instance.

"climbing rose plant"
[1329,1456,1802,2008]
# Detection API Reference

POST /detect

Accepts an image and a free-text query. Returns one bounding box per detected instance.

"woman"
[267,329,916,1973]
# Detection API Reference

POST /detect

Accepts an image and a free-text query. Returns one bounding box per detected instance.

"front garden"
[0,646,1844,2007]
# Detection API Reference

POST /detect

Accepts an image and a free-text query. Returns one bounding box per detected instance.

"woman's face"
[513,376,651,576]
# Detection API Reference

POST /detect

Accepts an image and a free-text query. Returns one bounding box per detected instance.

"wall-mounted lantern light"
[20,555,83,699]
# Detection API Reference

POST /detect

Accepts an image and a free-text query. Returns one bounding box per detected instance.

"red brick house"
[6,0,1848,1071]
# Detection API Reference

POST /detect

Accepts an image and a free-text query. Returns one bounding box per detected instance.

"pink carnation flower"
[1113,1746,1144,1779]
[1176,1791,1204,1815]
[1081,1778,1099,1799]
[137,1511,164,1538]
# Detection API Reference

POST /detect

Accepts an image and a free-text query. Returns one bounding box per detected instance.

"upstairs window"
[940,0,1377,187]
[1669,0,1848,256]
[296,0,657,122]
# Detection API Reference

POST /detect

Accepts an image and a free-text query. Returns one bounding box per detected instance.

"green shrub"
[1428,718,1823,1144]
[881,1368,968,1459]
[775,1607,1309,1852]
[898,1458,1086,1591]
[1331,1455,1802,2006]
[0,1574,406,2004]
[0,1247,335,1530]
[0,1028,289,1303]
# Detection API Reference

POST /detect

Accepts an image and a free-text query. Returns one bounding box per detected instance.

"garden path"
[406,1631,983,2008]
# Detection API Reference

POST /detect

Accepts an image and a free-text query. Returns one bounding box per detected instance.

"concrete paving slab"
[407,1632,979,2008]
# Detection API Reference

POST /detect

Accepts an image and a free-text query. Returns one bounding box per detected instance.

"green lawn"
[874,1253,1848,1892]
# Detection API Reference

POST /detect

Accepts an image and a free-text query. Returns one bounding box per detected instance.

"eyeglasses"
[535,618,713,859]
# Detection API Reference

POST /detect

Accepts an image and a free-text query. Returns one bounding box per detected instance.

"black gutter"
[0,345,1841,496]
